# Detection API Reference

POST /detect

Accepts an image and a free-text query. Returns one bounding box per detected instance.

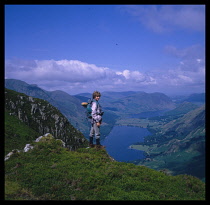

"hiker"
[89,91,105,149]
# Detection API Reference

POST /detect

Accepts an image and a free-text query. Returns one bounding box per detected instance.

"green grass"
[5,110,40,155]
[5,137,205,200]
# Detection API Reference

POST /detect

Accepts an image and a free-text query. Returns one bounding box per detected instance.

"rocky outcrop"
[5,89,88,150]
[5,79,89,135]
[5,133,65,161]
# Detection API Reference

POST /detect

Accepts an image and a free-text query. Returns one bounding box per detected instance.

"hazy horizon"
[5,78,205,98]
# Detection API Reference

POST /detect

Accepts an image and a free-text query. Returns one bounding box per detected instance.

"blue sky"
[5,5,205,96]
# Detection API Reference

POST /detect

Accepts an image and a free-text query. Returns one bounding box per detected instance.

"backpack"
[86,99,99,119]
[86,99,93,119]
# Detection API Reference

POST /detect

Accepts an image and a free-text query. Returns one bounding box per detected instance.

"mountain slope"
[5,136,205,200]
[5,79,88,135]
[5,88,88,150]
[134,105,205,181]
[162,104,205,140]
[5,110,40,155]
[180,93,205,105]
[163,101,198,117]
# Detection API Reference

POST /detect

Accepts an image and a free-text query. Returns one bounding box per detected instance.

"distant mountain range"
[163,101,199,117]
[183,93,205,103]
[76,90,176,118]
[171,93,205,106]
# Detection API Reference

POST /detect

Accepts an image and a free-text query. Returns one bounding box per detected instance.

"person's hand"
[96,122,101,127]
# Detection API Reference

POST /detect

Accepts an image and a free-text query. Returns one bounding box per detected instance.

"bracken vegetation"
[5,136,205,200]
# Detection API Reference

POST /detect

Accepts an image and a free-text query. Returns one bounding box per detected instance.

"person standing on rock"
[89,91,105,149]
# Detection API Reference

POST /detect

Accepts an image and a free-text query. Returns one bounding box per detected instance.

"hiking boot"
[89,143,95,148]
[95,138,105,149]
[89,137,94,148]
[96,144,106,149]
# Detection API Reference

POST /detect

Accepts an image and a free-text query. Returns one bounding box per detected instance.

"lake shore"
[102,126,151,162]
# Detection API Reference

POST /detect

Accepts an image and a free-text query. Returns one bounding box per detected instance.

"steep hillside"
[5,88,88,150]
[5,79,88,135]
[133,105,205,181]
[162,105,205,139]
[5,135,205,200]
[5,110,40,155]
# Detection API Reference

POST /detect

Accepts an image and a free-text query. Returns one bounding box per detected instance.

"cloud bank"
[5,45,205,95]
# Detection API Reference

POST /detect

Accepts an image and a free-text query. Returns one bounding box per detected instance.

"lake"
[101,126,151,162]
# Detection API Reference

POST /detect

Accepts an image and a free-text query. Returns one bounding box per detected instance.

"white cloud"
[121,5,205,33]
[5,56,205,95]
[6,59,111,82]
[116,70,156,85]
